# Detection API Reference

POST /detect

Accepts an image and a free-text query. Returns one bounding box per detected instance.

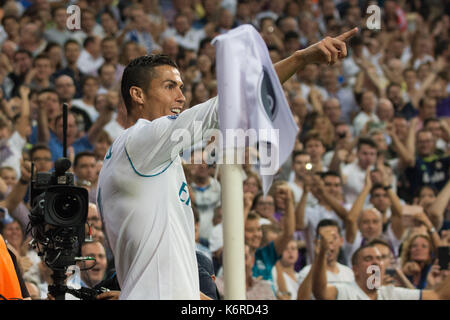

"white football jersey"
[97,97,218,299]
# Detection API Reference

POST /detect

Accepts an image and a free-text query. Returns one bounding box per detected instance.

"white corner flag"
[213,24,299,194]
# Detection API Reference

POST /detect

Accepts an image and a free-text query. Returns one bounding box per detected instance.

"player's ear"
[129,86,145,105]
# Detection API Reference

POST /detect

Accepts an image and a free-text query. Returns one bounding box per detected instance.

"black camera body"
[28,157,90,299]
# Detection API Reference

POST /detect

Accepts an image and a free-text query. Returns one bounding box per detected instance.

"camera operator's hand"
[96,290,120,300]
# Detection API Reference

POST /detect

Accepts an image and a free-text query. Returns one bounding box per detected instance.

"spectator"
[340,137,378,204]
[323,97,342,126]
[245,183,295,283]
[97,63,118,93]
[71,76,100,123]
[73,151,98,203]
[272,239,300,300]
[77,36,105,76]
[297,219,354,300]
[0,219,41,289]
[0,86,30,178]
[216,244,276,300]
[302,130,327,173]
[28,53,53,92]
[51,40,85,98]
[251,192,278,226]
[353,90,380,136]
[400,233,436,289]
[29,144,53,173]
[18,21,47,57]
[296,171,351,262]
[123,4,160,54]
[100,37,126,85]
[404,128,450,198]
[78,240,108,289]
[4,49,33,98]
[162,13,206,52]
[344,169,404,265]
[53,74,92,132]
[190,149,221,240]
[312,239,450,300]
[43,5,72,47]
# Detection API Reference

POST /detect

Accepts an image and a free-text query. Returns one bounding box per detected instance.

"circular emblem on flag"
[260,68,277,121]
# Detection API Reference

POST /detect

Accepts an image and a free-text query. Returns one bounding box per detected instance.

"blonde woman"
[401,234,435,289]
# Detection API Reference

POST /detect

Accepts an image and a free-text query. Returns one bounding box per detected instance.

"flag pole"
[221,149,246,300]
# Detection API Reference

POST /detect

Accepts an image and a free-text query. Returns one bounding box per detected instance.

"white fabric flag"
[213,24,298,194]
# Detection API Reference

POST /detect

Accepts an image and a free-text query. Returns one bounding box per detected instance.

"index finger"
[336,27,358,42]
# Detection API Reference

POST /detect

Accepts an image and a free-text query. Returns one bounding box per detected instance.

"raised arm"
[295,175,311,230]
[312,175,350,223]
[422,273,450,300]
[312,233,338,300]
[346,169,372,243]
[426,179,450,230]
[297,267,313,300]
[274,185,296,256]
[405,118,418,167]
[413,210,442,250]
[274,28,358,84]
[15,86,31,139]
[380,165,404,240]
[386,122,415,168]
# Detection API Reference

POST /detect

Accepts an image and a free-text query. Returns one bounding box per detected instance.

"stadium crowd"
[0,0,449,300]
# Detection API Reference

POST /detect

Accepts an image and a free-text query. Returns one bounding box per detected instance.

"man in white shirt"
[161,13,206,52]
[343,170,404,266]
[77,36,105,76]
[352,90,380,136]
[287,150,317,206]
[341,137,378,204]
[297,219,354,300]
[97,28,358,300]
[312,238,450,300]
[296,171,352,263]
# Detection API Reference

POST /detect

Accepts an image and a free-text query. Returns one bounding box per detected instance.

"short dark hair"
[14,49,32,60]
[370,183,385,196]
[73,151,96,168]
[386,82,401,93]
[291,150,309,162]
[368,238,391,251]
[64,39,80,50]
[302,130,324,147]
[121,54,178,113]
[29,143,51,160]
[101,36,117,46]
[351,243,375,266]
[423,117,440,127]
[81,75,99,87]
[357,137,377,151]
[98,62,116,75]
[1,14,18,26]
[320,170,341,182]
[38,88,60,103]
[316,219,341,237]
[83,36,96,48]
[33,53,50,65]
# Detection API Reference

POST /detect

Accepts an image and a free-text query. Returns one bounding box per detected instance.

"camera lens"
[53,194,80,220]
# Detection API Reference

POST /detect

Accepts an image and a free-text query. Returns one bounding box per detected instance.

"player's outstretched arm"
[274,28,358,84]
